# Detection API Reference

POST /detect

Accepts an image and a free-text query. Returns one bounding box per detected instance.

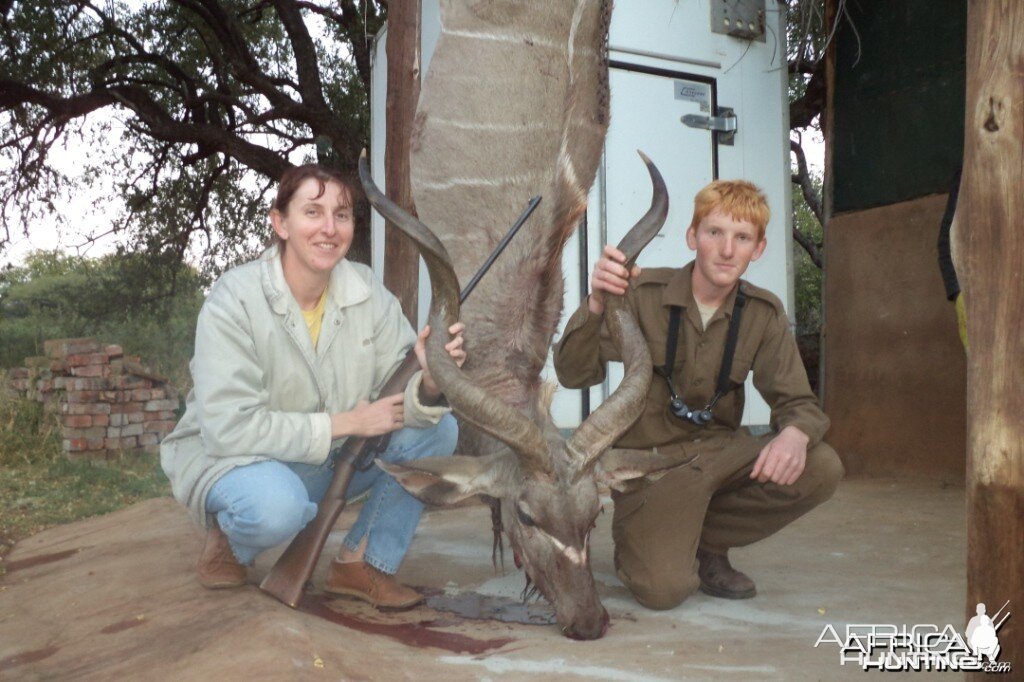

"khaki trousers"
[611,430,844,610]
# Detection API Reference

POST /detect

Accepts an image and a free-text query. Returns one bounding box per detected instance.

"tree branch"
[789,138,823,269]
[789,57,825,129]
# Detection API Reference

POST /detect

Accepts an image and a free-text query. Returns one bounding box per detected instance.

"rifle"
[260,156,539,607]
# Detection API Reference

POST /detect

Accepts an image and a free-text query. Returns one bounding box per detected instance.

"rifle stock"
[259,350,421,607]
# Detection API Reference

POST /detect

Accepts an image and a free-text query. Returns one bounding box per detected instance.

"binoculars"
[669,397,714,426]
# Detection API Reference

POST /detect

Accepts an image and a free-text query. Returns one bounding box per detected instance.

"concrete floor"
[0,477,967,680]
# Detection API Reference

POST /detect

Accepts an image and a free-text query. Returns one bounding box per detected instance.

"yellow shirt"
[301,288,329,348]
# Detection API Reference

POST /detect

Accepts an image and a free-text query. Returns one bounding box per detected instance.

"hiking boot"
[197,523,247,589]
[696,548,756,599]
[324,560,424,610]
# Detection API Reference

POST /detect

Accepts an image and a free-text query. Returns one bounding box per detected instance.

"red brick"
[130,389,152,401]
[120,436,138,449]
[63,438,88,451]
[139,434,159,446]
[144,420,177,434]
[104,344,124,358]
[66,391,100,403]
[66,353,107,367]
[104,437,121,450]
[63,415,93,428]
[143,410,177,421]
[127,412,144,424]
[92,413,110,427]
[111,376,152,389]
[100,390,122,402]
[149,388,167,400]
[144,399,178,412]
[70,364,108,378]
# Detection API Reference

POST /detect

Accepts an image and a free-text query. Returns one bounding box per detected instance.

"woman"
[161,164,464,610]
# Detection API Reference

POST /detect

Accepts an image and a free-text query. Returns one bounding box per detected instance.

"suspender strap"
[661,304,683,381]
[715,289,747,396]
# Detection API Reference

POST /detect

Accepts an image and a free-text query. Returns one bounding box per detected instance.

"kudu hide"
[364,0,680,639]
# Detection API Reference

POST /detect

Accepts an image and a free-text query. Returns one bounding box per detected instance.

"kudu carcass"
[362,0,681,639]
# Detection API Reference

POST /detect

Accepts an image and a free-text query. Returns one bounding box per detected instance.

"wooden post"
[960,1,1023,672]
[383,0,421,324]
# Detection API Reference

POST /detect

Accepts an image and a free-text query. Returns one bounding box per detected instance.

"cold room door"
[549,65,719,429]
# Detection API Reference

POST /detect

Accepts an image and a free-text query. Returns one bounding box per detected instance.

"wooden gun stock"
[259,350,421,607]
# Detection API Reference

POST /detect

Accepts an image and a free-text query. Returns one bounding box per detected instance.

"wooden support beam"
[960,0,1023,672]
[383,0,421,324]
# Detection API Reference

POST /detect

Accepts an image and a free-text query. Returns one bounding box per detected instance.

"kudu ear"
[377,452,521,506]
[593,448,698,492]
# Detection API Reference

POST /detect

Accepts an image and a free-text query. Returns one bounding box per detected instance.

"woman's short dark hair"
[272,164,359,216]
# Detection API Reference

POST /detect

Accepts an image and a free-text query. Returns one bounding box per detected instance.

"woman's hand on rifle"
[330,393,405,438]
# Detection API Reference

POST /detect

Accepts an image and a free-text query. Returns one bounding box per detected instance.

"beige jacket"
[161,246,447,526]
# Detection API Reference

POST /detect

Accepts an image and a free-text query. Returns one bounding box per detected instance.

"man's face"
[271,178,354,278]
[685,208,766,298]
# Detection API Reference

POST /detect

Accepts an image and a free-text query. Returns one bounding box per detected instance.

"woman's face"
[271,178,354,278]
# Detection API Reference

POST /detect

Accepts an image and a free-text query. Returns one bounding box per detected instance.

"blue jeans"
[205,414,457,575]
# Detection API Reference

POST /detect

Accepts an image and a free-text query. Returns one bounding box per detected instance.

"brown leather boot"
[696,548,756,599]
[324,560,424,610]
[197,523,247,589]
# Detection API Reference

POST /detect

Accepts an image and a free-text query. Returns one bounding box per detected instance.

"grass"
[0,392,171,566]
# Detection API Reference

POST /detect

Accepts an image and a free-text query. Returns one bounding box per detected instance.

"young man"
[554,179,843,610]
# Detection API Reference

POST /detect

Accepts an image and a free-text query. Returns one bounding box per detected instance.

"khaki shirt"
[553,261,829,458]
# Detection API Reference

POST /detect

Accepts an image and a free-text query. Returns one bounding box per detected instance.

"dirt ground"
[0,477,967,681]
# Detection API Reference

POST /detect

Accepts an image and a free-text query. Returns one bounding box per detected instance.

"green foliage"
[0,249,206,388]
[793,178,823,336]
[0,392,170,560]
[0,388,61,467]
[1,1,386,274]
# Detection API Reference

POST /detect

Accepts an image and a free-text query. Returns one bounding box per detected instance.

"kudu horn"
[567,151,669,478]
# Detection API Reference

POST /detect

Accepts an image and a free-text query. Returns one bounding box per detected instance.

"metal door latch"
[681,106,737,145]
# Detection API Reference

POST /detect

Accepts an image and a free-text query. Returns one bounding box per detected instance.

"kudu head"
[360,152,679,639]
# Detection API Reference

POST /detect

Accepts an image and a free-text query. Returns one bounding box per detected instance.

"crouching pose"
[554,179,843,609]
[161,164,464,609]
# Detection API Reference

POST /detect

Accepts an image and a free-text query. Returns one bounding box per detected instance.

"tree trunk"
[383,0,421,324]
[960,1,1023,674]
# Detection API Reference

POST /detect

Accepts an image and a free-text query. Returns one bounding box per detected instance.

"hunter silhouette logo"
[966,601,1009,663]
[815,601,1012,673]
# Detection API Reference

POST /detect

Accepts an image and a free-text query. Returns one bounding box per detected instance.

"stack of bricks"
[5,337,178,460]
